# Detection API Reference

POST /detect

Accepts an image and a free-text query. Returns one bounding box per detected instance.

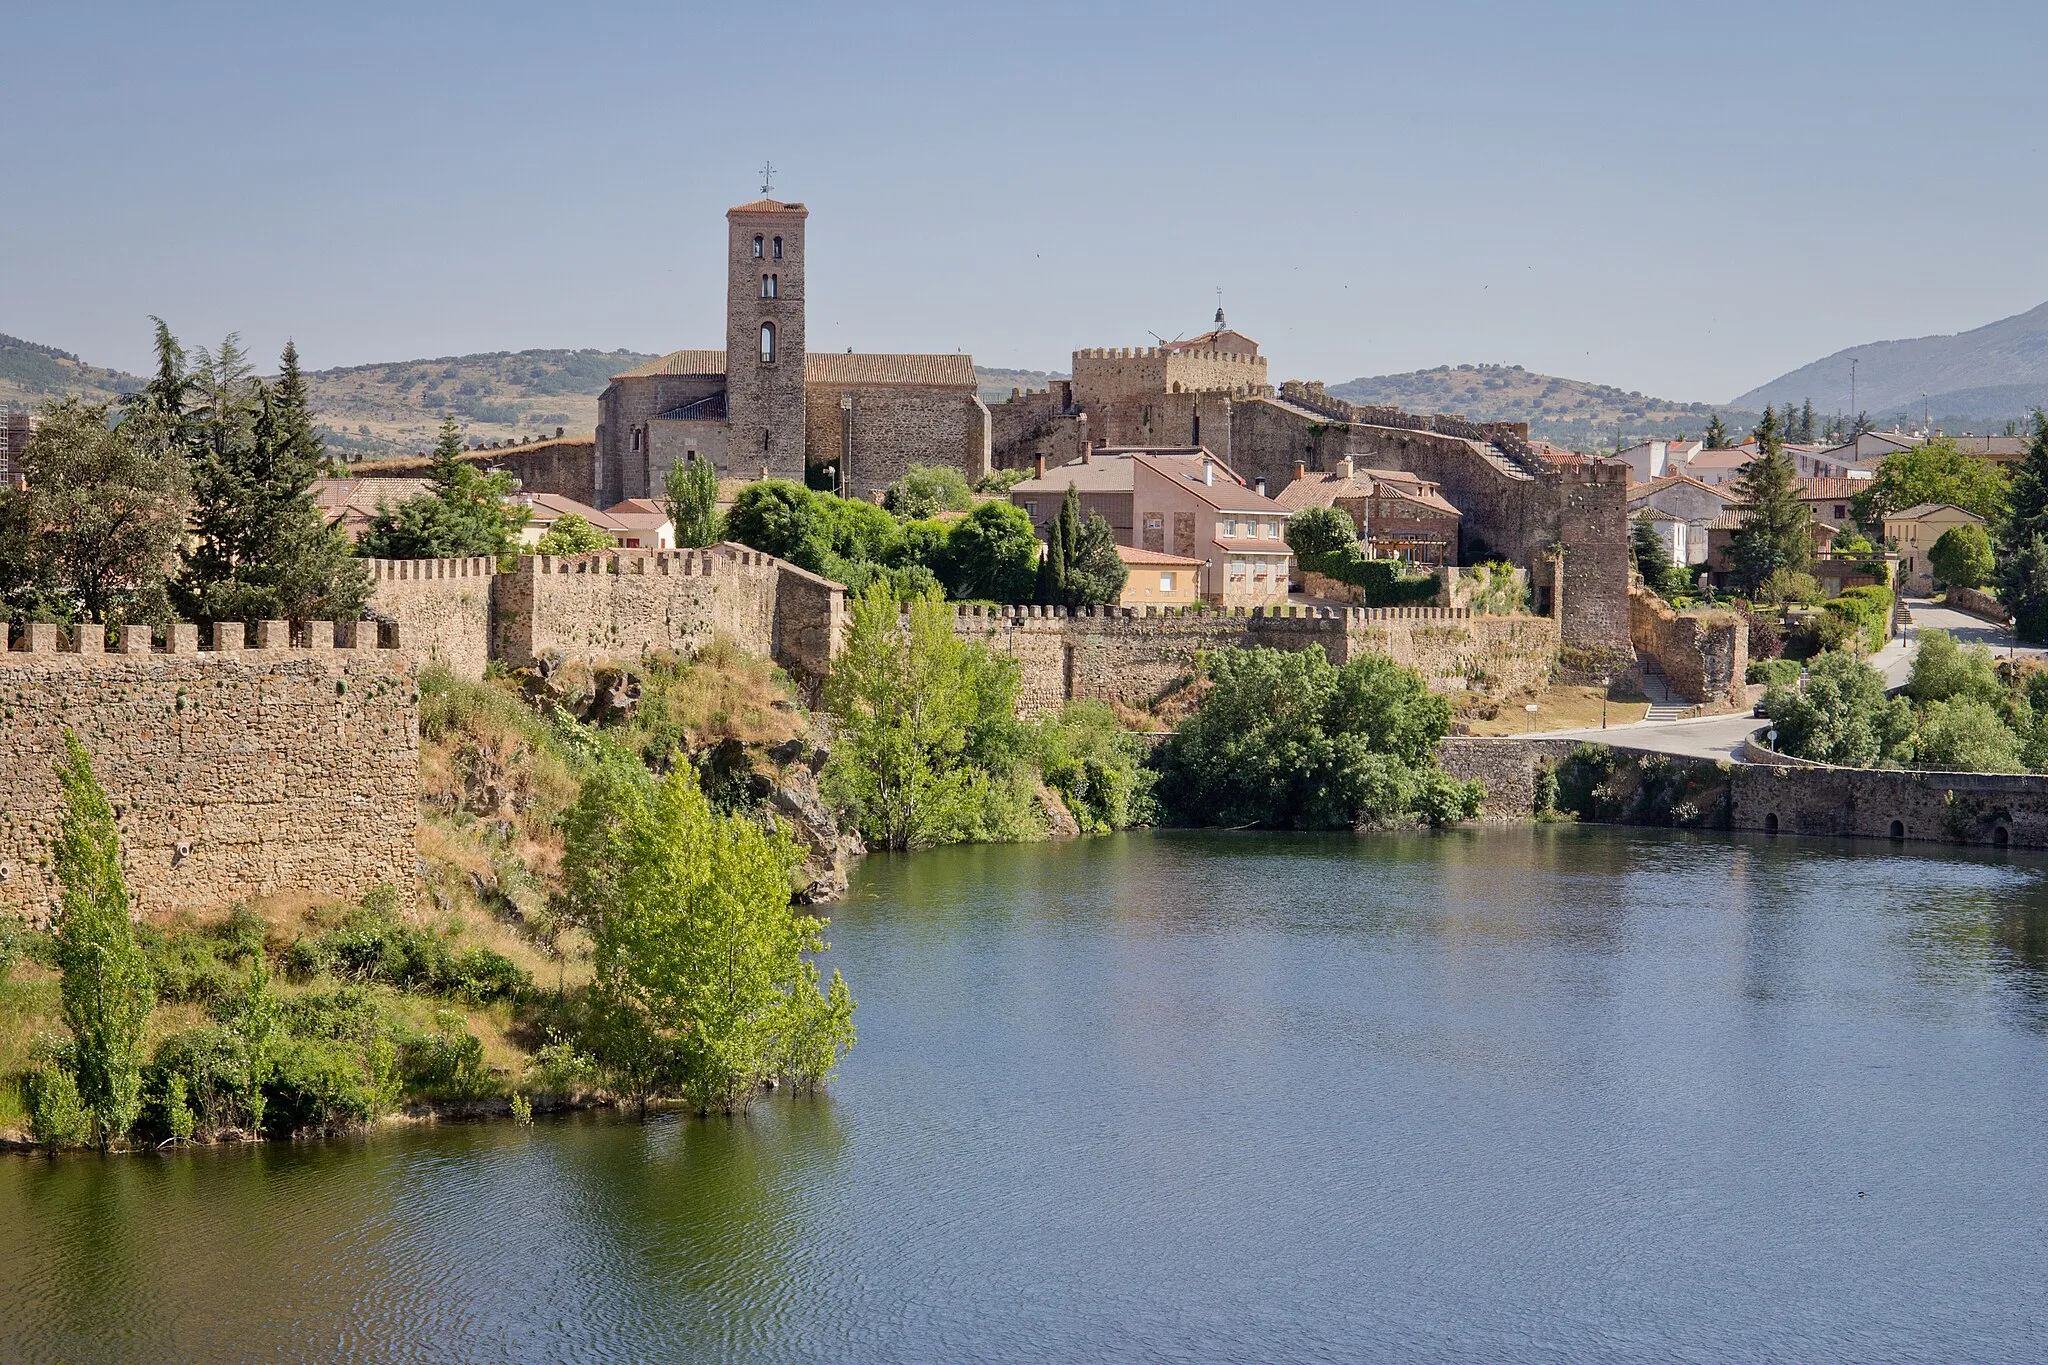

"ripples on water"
[4,827,2047,1363]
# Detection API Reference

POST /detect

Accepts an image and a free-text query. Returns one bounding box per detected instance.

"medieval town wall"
[354,436,600,508]
[951,603,1559,715]
[366,557,495,682]
[0,623,418,919]
[1628,589,1747,708]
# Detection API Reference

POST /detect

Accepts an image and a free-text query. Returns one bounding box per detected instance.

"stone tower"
[725,198,808,479]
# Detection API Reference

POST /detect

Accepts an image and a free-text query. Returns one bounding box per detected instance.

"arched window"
[760,322,776,364]
[752,234,764,259]
[761,273,777,299]
[772,236,784,260]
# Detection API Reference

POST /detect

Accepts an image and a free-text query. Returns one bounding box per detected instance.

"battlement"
[1074,346,1265,366]
[953,602,1473,625]
[2,618,402,660]
[366,556,497,582]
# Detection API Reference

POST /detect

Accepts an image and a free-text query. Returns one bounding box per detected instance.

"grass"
[1458,683,1650,735]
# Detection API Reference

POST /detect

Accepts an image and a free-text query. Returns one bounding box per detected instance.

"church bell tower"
[725,185,808,479]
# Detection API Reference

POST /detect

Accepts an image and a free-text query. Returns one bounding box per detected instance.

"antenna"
[759,161,776,195]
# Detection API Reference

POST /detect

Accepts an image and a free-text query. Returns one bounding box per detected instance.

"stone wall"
[1628,588,1747,708]
[803,384,992,500]
[355,437,598,507]
[951,603,1559,715]
[365,557,495,681]
[1945,586,2009,624]
[0,623,418,919]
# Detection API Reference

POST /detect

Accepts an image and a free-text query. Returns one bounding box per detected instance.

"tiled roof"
[1887,503,1981,521]
[1380,487,1462,519]
[1010,455,1138,496]
[1685,448,1753,470]
[1629,473,1732,503]
[727,199,807,216]
[313,477,435,519]
[656,392,727,422]
[518,492,613,526]
[1799,477,1864,501]
[613,349,976,387]
[1115,544,1206,567]
[615,349,727,379]
[1131,451,1286,514]
[1270,469,1373,511]
[1160,328,1259,354]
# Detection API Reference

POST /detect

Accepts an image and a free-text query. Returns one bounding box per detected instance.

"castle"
[593,198,992,506]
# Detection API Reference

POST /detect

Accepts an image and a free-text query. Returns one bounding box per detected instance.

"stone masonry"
[0,621,418,919]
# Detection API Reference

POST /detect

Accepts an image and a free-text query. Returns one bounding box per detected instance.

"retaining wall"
[1628,589,1747,708]
[0,621,418,919]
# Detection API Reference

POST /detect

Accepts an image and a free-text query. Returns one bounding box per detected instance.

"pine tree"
[1998,412,2048,640]
[1799,398,1816,444]
[274,339,339,478]
[1704,413,1730,449]
[1729,405,1811,595]
[359,416,528,559]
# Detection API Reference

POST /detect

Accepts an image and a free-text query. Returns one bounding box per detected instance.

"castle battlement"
[367,556,496,582]
[1073,346,1264,366]
[952,602,1474,626]
[2,619,402,661]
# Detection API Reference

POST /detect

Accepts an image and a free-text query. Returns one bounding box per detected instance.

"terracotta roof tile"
[613,349,976,387]
[1115,544,1207,567]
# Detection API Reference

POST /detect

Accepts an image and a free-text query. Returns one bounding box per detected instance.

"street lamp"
[1599,674,1610,729]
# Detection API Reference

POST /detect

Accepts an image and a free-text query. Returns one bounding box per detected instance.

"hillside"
[1732,301,2048,425]
[0,334,143,408]
[975,365,1068,406]
[1330,364,1751,450]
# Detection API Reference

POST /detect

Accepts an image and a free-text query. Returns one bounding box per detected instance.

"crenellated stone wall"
[950,602,1559,715]
[365,557,496,682]
[0,621,418,919]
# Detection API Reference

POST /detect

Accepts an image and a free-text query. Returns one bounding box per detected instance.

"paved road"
[1536,597,2041,762]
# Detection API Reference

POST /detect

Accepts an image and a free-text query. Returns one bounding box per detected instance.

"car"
[1752,697,1771,718]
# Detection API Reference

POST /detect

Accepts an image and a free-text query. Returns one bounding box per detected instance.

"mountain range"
[1732,301,2048,426]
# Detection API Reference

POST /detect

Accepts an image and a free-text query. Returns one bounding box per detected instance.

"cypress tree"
[1998,412,2048,640]
[1729,405,1811,595]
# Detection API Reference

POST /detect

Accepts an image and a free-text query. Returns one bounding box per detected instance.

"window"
[1217,520,1230,539]
[1025,500,1039,520]
[1834,504,1846,519]
[760,322,776,364]
[772,236,784,260]
[752,234,764,259]
[1159,573,1174,593]
[1263,520,1277,539]
[761,274,777,299]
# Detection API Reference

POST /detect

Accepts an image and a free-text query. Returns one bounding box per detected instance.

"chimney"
[1082,444,1093,465]
[1255,477,1268,497]
[1292,460,1307,484]
[1035,455,1047,479]
[1340,456,1355,481]
[760,465,770,482]
[1203,457,1215,486]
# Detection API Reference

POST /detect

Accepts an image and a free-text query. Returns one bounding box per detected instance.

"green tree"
[664,458,723,548]
[1851,436,2008,526]
[823,583,1031,849]
[724,479,829,567]
[1762,651,1913,766]
[1631,513,1677,597]
[1153,646,1479,829]
[357,417,529,559]
[1283,504,1357,559]
[562,747,854,1112]
[1037,485,1126,607]
[883,463,973,519]
[50,730,156,1147]
[1797,399,1816,444]
[935,500,1040,602]
[1728,406,1811,594]
[533,512,614,556]
[1915,699,2023,773]
[1905,629,2004,707]
[1998,413,2048,640]
[1928,522,1995,590]
[1703,413,1730,449]
[0,397,190,623]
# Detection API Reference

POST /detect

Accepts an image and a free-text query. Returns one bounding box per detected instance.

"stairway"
[1638,661,1691,721]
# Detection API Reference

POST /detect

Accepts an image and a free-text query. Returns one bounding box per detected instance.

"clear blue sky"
[5,0,2045,403]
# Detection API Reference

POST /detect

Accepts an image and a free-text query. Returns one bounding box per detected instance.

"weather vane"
[760,161,775,195]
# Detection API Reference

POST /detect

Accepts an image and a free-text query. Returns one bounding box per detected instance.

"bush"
[285,903,529,1005]
[398,1021,492,1099]
[1763,650,1914,766]
[1746,657,1801,687]
[1929,523,1995,590]
[1033,702,1154,833]
[1760,569,1822,607]
[1283,505,1357,559]
[265,1036,384,1133]
[883,464,973,519]
[1906,629,2003,707]
[27,1062,90,1150]
[1914,698,2023,773]
[1298,542,1440,606]
[1737,603,1784,660]
[533,512,614,557]
[1822,585,1893,653]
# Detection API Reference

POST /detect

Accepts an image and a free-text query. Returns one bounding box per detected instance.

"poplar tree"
[50,730,156,1148]
[1729,405,1811,595]
[664,457,723,548]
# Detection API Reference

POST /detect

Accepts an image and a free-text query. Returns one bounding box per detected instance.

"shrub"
[1915,698,2023,773]
[1283,505,1357,559]
[398,1022,492,1099]
[1298,542,1440,606]
[286,904,528,1005]
[1737,603,1784,660]
[1033,702,1154,833]
[265,1036,383,1133]
[27,1062,90,1150]
[883,464,973,519]
[533,512,613,556]
[1822,585,1893,653]
[1760,569,1822,607]
[1763,650,1914,766]
[1930,523,1996,590]
[1746,657,1801,687]
[1907,629,2004,707]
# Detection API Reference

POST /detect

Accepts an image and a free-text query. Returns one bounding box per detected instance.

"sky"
[5,0,2046,403]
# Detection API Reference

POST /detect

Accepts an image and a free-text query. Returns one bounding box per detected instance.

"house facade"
[1883,503,1984,594]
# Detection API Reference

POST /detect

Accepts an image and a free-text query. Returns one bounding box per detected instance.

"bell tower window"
[752,234,764,259]
[760,322,777,364]
[761,274,777,299]
[772,236,784,260]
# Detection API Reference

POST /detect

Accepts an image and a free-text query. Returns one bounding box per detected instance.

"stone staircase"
[1637,660,1691,721]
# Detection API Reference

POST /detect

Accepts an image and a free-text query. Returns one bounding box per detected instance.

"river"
[4,828,2047,1362]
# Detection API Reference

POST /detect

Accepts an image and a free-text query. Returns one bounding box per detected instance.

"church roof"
[727,199,807,216]
[1160,328,1259,354]
[614,349,975,387]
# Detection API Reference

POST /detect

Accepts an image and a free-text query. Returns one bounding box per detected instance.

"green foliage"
[1464,561,1529,615]
[1929,523,1995,590]
[823,584,1034,849]
[1746,656,1801,687]
[1915,699,2023,773]
[1998,415,2048,642]
[1300,546,1441,606]
[1729,406,1812,594]
[533,512,614,556]
[1763,651,1914,766]
[50,730,155,1147]
[1284,504,1358,559]
[884,463,973,519]
[284,900,529,1005]
[1631,514,1678,597]
[1852,436,2009,525]
[1907,630,2003,707]
[935,501,1040,603]
[357,416,530,558]
[560,744,855,1111]
[1759,569,1822,607]
[1821,584,1894,654]
[1703,414,1730,449]
[1038,485,1126,607]
[725,479,833,568]
[1531,761,1560,818]
[26,1061,89,1151]
[664,458,723,548]
[1032,702,1154,834]
[1153,646,1478,829]
[974,468,1028,494]
[0,395,190,624]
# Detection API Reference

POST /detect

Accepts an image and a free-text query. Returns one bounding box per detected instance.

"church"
[594,197,992,506]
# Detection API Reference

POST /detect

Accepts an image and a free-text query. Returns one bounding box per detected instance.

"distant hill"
[0,333,143,408]
[1733,301,2048,426]
[1331,364,1751,450]
[975,366,1068,406]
